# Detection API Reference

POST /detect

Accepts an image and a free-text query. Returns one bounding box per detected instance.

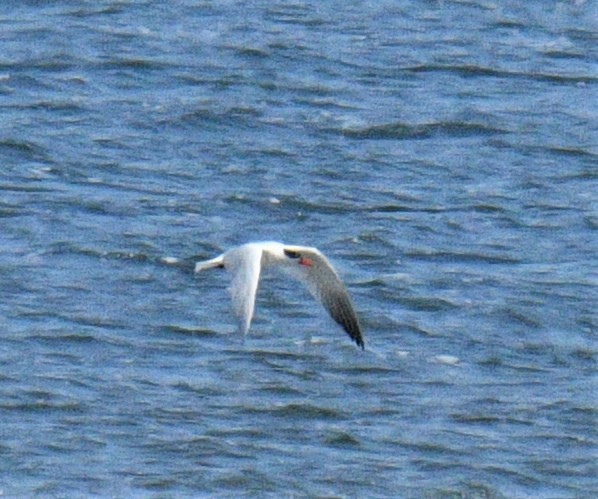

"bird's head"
[283,247,314,267]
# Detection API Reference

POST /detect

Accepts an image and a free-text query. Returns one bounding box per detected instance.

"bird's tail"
[194,255,224,272]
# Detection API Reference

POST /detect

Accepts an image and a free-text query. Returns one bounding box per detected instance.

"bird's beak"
[299,257,313,267]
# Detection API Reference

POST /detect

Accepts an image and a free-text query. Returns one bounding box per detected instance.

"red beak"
[299,257,314,267]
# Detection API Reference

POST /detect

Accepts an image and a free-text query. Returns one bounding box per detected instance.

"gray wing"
[283,247,364,349]
[224,244,263,335]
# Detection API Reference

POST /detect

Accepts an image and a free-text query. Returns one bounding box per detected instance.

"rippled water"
[1,1,597,497]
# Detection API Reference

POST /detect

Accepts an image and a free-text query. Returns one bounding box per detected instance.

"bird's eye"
[284,249,301,259]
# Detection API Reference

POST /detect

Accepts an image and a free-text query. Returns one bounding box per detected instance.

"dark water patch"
[529,458,596,484]
[163,325,219,338]
[151,405,214,424]
[73,177,182,198]
[578,311,597,334]
[44,242,158,267]
[42,196,138,217]
[0,139,50,162]
[502,308,543,329]
[494,141,597,170]
[433,482,505,499]
[358,406,403,419]
[469,203,510,214]
[338,121,506,140]
[24,100,86,113]
[547,147,598,161]
[543,49,588,60]
[149,436,254,460]
[405,64,597,85]
[351,276,388,289]
[330,364,403,376]
[28,332,98,345]
[494,18,527,29]
[102,248,154,264]
[503,416,539,427]
[570,348,595,363]
[324,430,360,447]
[399,296,459,312]
[0,201,21,217]
[352,232,397,248]
[169,106,264,129]
[292,96,360,110]
[365,204,411,214]
[44,241,104,258]
[66,4,126,18]
[405,250,521,265]
[365,203,453,214]
[92,136,131,152]
[234,46,270,59]
[97,58,173,72]
[289,82,343,98]
[402,323,440,338]
[257,383,306,396]
[264,5,330,28]
[477,356,509,370]
[405,63,514,79]
[244,402,344,421]
[249,348,316,363]
[274,403,343,420]
[135,477,178,492]
[0,399,84,414]
[0,180,55,192]
[565,405,598,429]
[211,470,277,495]
[17,55,76,73]
[531,431,597,449]
[411,458,470,473]
[558,169,598,183]
[255,361,324,382]
[484,463,549,488]
[402,441,470,458]
[35,313,128,332]
[244,146,297,158]
[450,413,503,425]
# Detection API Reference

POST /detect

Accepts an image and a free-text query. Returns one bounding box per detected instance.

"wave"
[405,250,521,265]
[404,64,597,85]
[0,139,49,162]
[337,121,507,140]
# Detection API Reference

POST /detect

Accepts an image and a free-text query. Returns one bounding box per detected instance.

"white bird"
[194,241,364,349]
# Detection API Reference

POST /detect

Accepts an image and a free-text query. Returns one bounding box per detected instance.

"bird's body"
[194,241,364,349]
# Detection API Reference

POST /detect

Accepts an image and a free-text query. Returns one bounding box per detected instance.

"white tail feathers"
[194,255,224,272]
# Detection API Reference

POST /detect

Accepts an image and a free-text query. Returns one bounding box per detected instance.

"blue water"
[1,1,597,497]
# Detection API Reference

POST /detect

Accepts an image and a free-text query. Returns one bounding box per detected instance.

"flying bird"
[194,241,364,349]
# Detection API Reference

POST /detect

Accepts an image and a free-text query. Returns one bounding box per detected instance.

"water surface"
[1,1,596,497]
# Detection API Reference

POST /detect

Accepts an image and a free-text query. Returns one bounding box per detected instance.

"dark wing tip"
[324,290,365,350]
[349,322,365,350]
[356,334,365,350]
[341,311,364,349]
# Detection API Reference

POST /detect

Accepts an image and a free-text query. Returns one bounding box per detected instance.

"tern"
[194,241,364,349]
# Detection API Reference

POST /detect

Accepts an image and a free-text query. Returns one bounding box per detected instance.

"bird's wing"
[282,246,364,349]
[225,244,263,335]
